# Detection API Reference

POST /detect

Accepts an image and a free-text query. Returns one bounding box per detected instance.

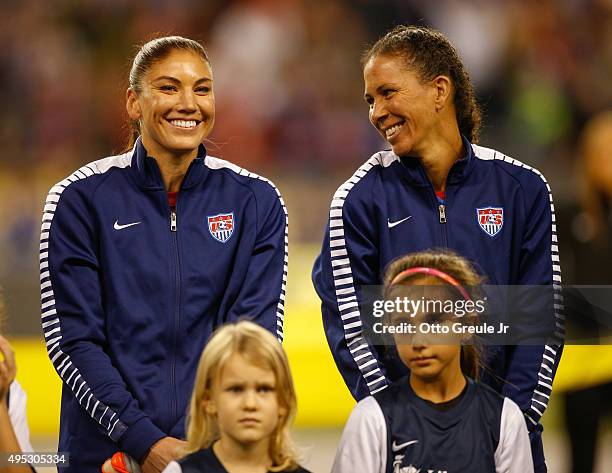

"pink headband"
[389,267,472,302]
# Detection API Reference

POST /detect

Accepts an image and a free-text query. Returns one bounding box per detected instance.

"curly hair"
[363,25,482,143]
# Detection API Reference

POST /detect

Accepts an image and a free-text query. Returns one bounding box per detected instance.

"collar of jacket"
[396,135,476,188]
[129,137,209,191]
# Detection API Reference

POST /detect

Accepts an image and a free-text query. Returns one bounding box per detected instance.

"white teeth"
[170,120,197,128]
[385,123,403,139]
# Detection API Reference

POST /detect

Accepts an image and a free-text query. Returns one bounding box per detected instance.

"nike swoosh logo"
[114,220,141,230]
[392,439,419,452]
[388,216,412,228]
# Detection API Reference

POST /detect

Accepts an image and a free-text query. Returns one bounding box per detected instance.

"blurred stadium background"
[1,0,612,471]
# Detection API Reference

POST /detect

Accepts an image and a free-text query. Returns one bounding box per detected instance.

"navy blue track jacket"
[312,139,564,469]
[40,140,288,472]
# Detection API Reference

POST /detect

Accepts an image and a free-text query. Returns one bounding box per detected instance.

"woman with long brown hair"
[332,250,533,472]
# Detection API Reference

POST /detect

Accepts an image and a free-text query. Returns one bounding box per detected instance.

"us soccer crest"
[207,212,234,243]
[476,207,503,237]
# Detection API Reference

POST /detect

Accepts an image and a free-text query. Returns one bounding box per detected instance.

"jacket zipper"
[418,161,451,248]
[438,204,447,223]
[438,203,448,247]
[169,205,180,427]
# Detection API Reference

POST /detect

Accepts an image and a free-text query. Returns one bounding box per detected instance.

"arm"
[41,182,165,461]
[331,397,387,473]
[224,182,288,341]
[502,174,564,470]
[7,381,33,453]
[495,398,534,473]
[312,178,389,400]
[0,338,33,473]
[0,405,32,473]
[141,438,186,473]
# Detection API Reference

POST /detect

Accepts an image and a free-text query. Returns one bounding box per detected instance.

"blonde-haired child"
[163,321,310,473]
[332,250,533,473]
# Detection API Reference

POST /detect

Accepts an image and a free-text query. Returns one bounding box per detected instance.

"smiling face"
[206,353,284,451]
[364,54,447,158]
[126,49,215,162]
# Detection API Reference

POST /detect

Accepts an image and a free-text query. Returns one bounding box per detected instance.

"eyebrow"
[364,83,396,100]
[152,75,212,84]
[256,381,276,387]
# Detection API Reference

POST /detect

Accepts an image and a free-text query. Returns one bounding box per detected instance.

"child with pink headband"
[332,250,533,473]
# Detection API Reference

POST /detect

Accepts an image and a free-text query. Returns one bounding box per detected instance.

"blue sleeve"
[312,182,390,400]
[501,173,564,472]
[225,181,288,341]
[41,181,165,462]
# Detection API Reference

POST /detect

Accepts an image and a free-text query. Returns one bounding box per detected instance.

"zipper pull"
[439,204,447,224]
[170,210,177,232]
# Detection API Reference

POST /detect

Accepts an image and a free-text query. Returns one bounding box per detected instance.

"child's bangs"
[237,338,280,376]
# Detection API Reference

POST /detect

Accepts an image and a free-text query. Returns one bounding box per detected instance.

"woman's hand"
[102,452,142,473]
[0,335,16,403]
[141,437,186,473]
